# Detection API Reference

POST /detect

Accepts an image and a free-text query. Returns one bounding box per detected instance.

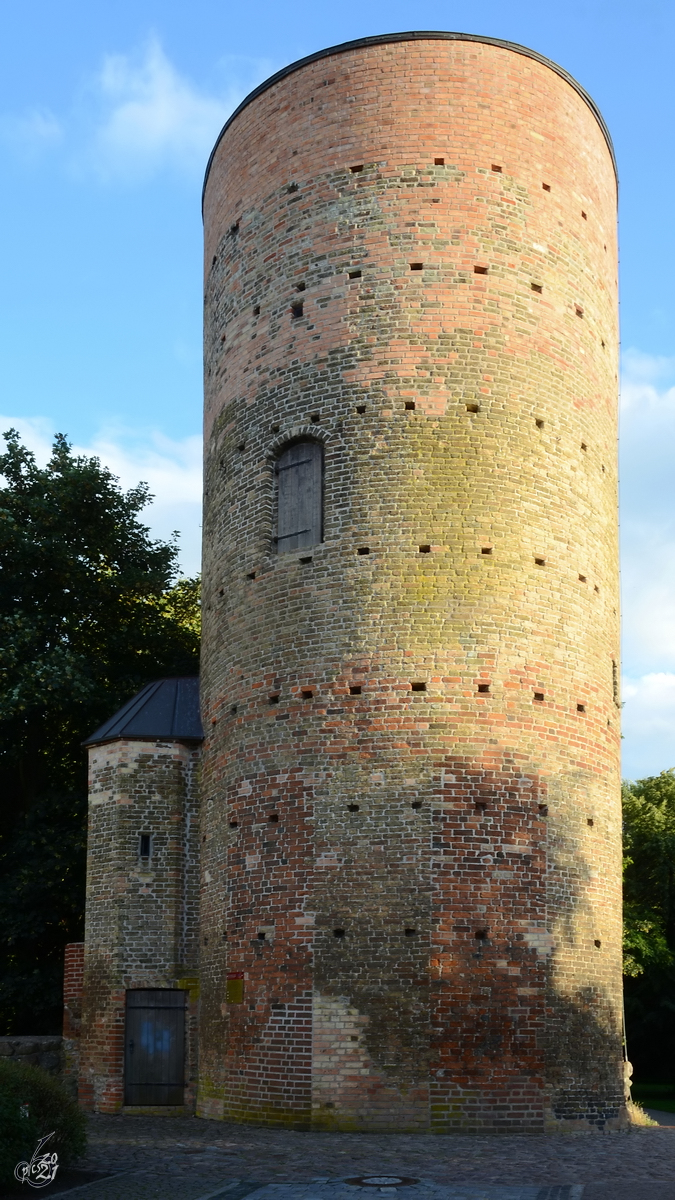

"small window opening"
[230,704,238,715]
[491,164,502,173]
[587,818,594,827]
[257,931,267,940]
[577,703,586,713]
[594,939,602,948]
[411,800,422,810]
[411,681,427,692]
[481,547,492,555]
[539,804,549,816]
[601,339,605,349]
[269,813,279,822]
[301,688,313,698]
[474,265,488,274]
[534,557,545,566]
[287,182,298,193]
[476,801,487,811]
[579,574,587,583]
[475,928,489,939]
[253,305,260,316]
[581,441,587,451]
[404,928,417,937]
[542,182,551,191]
[229,819,238,829]
[271,423,280,432]
[466,403,480,413]
[237,442,246,453]
[477,683,490,694]
[295,280,306,291]
[356,405,366,414]
[299,555,313,564]
[291,301,304,318]
[581,210,587,220]
[434,157,445,165]
[139,834,151,858]
[269,694,280,705]
[534,691,545,702]
[347,803,360,812]
[594,584,600,593]
[535,418,544,429]
[575,305,584,317]
[220,332,226,343]
[419,545,431,554]
[229,221,239,236]
[212,255,217,267]
[350,164,363,173]
[310,414,320,424]
[349,685,362,695]
[531,282,542,293]
[405,400,416,410]
[333,928,346,937]
[357,546,370,555]
[410,262,424,271]
[348,269,362,279]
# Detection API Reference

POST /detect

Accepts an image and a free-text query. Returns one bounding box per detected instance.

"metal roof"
[202,30,617,208]
[83,677,203,747]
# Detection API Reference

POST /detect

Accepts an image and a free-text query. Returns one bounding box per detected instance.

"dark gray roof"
[202,31,617,207]
[83,677,203,747]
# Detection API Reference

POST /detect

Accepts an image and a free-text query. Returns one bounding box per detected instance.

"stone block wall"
[200,34,623,1132]
[79,738,201,1112]
[0,1037,64,1077]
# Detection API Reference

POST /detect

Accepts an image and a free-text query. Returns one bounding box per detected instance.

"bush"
[0,1059,86,1192]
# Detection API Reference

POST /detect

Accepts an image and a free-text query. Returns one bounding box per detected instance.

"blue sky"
[1,0,674,779]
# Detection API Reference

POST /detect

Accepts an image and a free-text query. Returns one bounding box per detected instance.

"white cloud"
[620,348,675,676]
[0,108,63,159]
[87,39,240,181]
[0,419,202,576]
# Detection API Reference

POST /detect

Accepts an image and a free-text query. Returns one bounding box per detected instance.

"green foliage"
[0,1059,86,1191]
[0,430,200,1033]
[623,769,675,1079]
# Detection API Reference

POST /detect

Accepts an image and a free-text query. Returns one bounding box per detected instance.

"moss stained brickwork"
[200,33,622,1132]
[79,739,201,1112]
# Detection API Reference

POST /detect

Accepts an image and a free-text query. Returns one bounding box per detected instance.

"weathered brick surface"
[63,941,85,1095]
[200,34,621,1132]
[79,739,201,1112]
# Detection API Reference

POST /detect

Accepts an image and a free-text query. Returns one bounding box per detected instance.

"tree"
[0,430,200,1034]
[623,769,675,1080]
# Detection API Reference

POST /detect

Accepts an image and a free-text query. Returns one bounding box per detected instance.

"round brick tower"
[200,32,622,1133]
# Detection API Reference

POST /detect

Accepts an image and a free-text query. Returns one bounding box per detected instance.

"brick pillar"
[62,942,84,1099]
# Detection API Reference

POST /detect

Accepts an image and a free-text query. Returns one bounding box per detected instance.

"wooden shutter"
[276,441,323,552]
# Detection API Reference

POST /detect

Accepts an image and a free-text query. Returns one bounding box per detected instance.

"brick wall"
[79,738,201,1112]
[200,34,622,1132]
[62,941,84,1097]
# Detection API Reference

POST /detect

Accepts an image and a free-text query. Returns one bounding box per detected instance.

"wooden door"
[124,989,186,1106]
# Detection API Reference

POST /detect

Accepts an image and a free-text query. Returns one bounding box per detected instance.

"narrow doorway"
[124,989,186,1106]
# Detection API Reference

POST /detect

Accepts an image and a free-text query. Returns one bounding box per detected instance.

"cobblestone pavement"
[20,1115,673,1200]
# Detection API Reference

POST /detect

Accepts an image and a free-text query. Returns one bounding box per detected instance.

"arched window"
[275,440,323,552]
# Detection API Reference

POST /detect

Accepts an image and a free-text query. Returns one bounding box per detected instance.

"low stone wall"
[0,1036,64,1078]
